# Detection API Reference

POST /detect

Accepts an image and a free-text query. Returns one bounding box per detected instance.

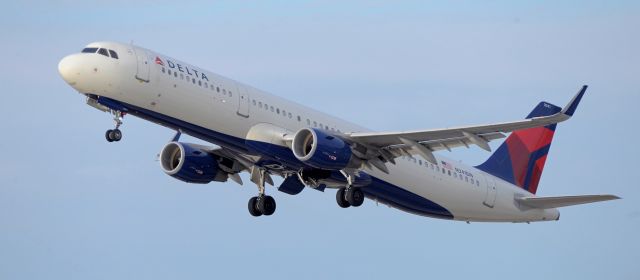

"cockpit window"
[81,47,98,53]
[108,50,119,59]
[97,48,109,57]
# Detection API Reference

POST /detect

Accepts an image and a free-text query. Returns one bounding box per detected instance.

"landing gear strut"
[248,168,277,217]
[105,110,124,142]
[336,171,365,208]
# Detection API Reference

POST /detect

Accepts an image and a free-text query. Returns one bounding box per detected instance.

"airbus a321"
[58,42,619,222]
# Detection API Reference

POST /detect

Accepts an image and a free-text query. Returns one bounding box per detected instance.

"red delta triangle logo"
[155,56,164,66]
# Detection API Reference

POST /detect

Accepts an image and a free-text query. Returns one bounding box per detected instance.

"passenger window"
[108,50,118,59]
[81,47,98,53]
[205,82,208,88]
[419,160,422,165]
[307,119,311,125]
[313,121,317,127]
[162,67,165,73]
[180,73,184,80]
[229,91,233,97]
[252,100,257,106]
[259,102,263,108]
[216,87,220,92]
[289,113,293,119]
[168,69,172,75]
[476,180,480,186]
[97,48,109,57]
[277,108,280,114]
[174,72,177,77]
[270,106,274,112]
[465,177,469,182]
[192,78,196,84]
[297,116,301,121]
[198,80,202,86]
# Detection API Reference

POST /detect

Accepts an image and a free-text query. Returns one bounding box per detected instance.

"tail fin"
[476,101,564,194]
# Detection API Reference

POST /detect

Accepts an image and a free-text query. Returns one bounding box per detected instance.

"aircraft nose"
[58,55,82,85]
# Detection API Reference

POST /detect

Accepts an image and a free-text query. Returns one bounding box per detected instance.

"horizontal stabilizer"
[516,195,620,209]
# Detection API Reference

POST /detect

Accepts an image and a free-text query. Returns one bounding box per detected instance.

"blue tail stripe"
[522,144,551,192]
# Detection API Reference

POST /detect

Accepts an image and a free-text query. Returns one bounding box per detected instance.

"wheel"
[109,129,122,141]
[105,129,114,142]
[346,188,364,207]
[248,196,262,217]
[258,195,276,216]
[336,188,350,208]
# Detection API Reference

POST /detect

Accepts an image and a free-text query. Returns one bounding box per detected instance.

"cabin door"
[483,175,497,208]
[134,48,150,82]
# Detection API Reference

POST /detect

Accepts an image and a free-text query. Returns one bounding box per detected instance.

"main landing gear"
[105,110,125,142]
[248,195,276,217]
[248,168,277,217]
[336,187,364,208]
[336,171,365,208]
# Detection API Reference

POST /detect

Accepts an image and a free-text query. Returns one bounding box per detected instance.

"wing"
[515,195,620,209]
[344,86,587,168]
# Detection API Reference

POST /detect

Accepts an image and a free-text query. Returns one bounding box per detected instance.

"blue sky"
[1,1,638,279]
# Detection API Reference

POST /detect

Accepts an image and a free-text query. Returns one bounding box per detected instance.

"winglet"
[561,85,588,117]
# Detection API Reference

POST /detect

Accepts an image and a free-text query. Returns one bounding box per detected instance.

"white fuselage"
[59,42,560,222]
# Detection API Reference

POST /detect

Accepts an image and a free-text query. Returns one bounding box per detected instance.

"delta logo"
[155,56,209,81]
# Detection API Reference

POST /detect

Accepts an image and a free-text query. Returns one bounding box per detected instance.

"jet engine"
[159,142,228,184]
[292,128,362,170]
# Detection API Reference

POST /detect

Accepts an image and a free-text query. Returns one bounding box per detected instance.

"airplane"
[57,41,619,222]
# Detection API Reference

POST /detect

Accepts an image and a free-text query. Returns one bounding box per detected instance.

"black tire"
[346,188,364,207]
[248,196,262,217]
[336,188,350,208]
[258,196,276,216]
[105,129,114,142]
[110,129,122,141]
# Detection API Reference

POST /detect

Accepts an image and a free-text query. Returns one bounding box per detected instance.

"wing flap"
[515,195,620,209]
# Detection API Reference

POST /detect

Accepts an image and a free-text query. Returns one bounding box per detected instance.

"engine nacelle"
[159,142,228,184]
[292,128,361,170]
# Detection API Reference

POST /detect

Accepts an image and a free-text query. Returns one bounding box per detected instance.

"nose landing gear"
[105,110,125,142]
